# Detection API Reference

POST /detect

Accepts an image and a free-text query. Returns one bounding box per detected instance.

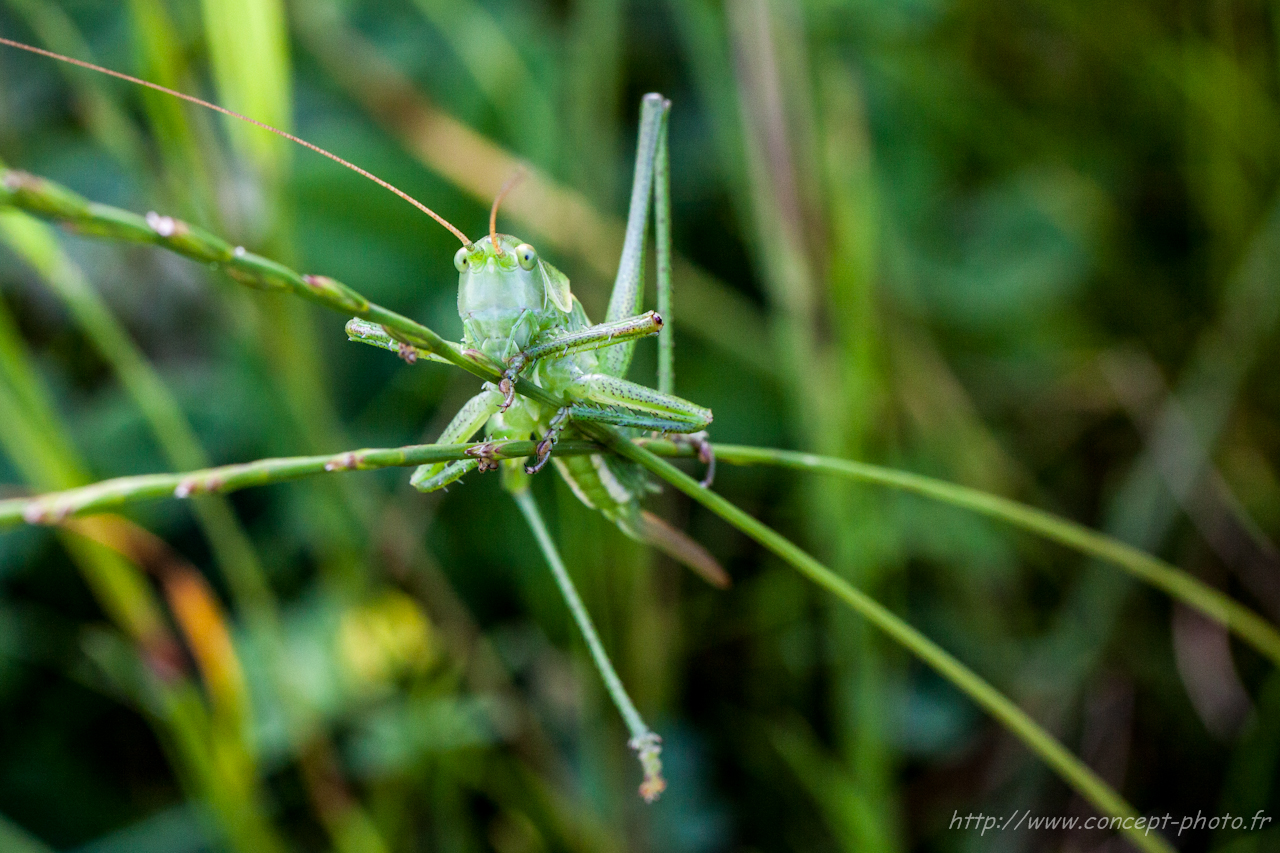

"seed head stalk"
[0,440,600,527]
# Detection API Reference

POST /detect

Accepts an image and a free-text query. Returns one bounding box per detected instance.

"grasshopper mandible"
[0,35,725,800]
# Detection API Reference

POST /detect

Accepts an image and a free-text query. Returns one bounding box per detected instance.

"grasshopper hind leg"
[564,373,712,433]
[521,374,714,483]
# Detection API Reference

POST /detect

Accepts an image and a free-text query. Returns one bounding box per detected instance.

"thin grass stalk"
[0,440,597,526]
[0,169,489,384]
[817,57,897,850]
[0,438,1200,843]
[5,427,1274,677]
[125,0,221,224]
[0,288,81,471]
[667,442,1280,668]
[198,0,378,583]
[728,2,900,846]
[1029,197,1280,696]
[512,490,665,802]
[0,168,589,420]
[199,0,292,192]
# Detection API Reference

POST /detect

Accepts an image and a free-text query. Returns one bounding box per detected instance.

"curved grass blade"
[673,443,1280,670]
[597,433,1175,853]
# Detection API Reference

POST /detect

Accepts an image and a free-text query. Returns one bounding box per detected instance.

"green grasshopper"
[347,95,727,589]
[1,37,725,800]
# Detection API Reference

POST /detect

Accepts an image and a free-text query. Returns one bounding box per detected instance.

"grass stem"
[511,489,665,802]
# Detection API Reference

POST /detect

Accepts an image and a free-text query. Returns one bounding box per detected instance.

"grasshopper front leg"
[524,406,572,475]
[497,310,664,408]
[410,385,505,492]
[520,311,664,366]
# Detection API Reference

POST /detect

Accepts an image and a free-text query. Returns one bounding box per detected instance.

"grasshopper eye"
[454,247,471,273]
[515,243,538,271]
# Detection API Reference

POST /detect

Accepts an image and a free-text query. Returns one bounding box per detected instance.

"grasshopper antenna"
[488,167,526,257]
[0,36,473,247]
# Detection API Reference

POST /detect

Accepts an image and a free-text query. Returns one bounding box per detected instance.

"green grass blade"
[600,433,1174,853]
[199,0,292,179]
[694,443,1280,669]
[126,0,220,222]
[0,276,286,853]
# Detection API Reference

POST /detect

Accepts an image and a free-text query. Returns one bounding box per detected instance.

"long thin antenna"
[488,167,526,256]
[0,36,473,246]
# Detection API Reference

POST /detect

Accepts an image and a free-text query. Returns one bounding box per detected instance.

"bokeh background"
[1,0,1279,851]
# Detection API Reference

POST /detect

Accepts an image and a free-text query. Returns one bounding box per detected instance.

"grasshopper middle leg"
[525,406,572,475]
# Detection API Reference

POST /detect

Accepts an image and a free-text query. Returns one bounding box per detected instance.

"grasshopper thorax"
[456,234,573,362]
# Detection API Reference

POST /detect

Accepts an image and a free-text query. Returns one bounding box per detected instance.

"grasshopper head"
[455,235,574,359]
[455,235,573,317]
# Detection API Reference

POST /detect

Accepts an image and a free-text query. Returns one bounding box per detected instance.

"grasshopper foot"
[525,435,555,474]
[498,353,528,411]
[667,431,715,488]
[526,407,571,475]
[465,441,501,473]
[498,375,516,411]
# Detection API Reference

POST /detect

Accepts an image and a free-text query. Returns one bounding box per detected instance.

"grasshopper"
[1,36,725,799]
[348,94,728,589]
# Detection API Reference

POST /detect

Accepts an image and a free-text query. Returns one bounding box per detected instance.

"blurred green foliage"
[1,0,1279,851]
